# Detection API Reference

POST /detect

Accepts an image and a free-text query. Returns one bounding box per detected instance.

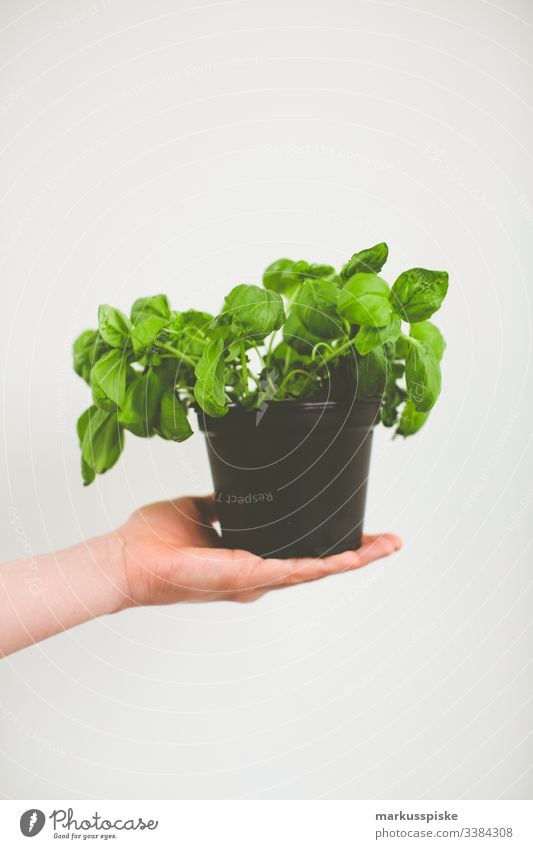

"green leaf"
[118,370,164,437]
[396,399,430,437]
[158,389,193,441]
[338,273,393,327]
[405,340,441,412]
[73,330,108,383]
[131,294,171,324]
[391,268,448,322]
[76,405,92,445]
[263,258,301,295]
[167,311,185,335]
[181,309,213,328]
[394,334,411,359]
[355,347,388,398]
[80,458,95,485]
[98,305,131,348]
[304,263,341,286]
[410,320,445,361]
[176,310,213,357]
[222,284,285,339]
[282,311,323,354]
[194,337,228,417]
[354,314,401,356]
[270,341,311,367]
[380,378,406,427]
[90,349,127,411]
[340,242,388,281]
[76,406,96,484]
[79,406,124,481]
[131,315,169,357]
[293,279,343,340]
[292,260,311,277]
[392,360,405,379]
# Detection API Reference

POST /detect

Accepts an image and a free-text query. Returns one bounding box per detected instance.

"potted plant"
[73,242,448,557]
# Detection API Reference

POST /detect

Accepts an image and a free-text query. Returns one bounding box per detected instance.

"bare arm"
[0,496,402,657]
[0,533,125,657]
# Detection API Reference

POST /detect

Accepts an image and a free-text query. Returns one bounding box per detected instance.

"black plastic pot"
[198,399,381,558]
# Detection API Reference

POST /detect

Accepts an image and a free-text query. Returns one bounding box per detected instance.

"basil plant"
[73,243,448,484]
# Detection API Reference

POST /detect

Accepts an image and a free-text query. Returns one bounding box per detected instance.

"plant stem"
[311,341,333,362]
[240,342,248,394]
[159,343,197,368]
[283,345,291,374]
[308,334,358,371]
[264,331,276,365]
[252,342,266,371]
[275,368,313,398]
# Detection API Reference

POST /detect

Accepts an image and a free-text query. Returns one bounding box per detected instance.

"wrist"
[86,531,132,614]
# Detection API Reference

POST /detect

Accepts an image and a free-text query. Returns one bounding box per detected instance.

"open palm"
[116,496,402,607]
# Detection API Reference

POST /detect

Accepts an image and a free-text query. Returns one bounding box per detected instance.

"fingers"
[172,533,402,597]
[255,533,402,588]
[361,532,403,550]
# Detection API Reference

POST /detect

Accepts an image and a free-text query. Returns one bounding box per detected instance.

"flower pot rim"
[194,397,381,415]
[196,397,382,433]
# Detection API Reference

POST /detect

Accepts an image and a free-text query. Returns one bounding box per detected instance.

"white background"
[0,0,531,799]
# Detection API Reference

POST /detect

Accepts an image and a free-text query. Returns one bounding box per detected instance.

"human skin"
[0,495,402,657]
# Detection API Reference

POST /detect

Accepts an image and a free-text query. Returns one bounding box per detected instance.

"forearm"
[0,533,128,657]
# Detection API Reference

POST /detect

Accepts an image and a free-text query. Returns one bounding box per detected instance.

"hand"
[116,495,402,607]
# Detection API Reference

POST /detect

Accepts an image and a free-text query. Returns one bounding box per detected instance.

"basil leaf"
[282,311,323,354]
[176,310,213,357]
[270,341,310,367]
[304,263,341,286]
[294,279,343,340]
[167,311,185,335]
[380,376,407,427]
[194,337,228,417]
[90,350,127,411]
[73,330,108,383]
[338,273,393,327]
[76,406,96,484]
[130,294,170,324]
[391,268,448,322]
[354,315,401,356]
[131,315,169,357]
[181,309,213,328]
[79,406,124,481]
[355,347,387,398]
[223,284,285,338]
[263,258,300,295]
[394,334,411,359]
[405,340,441,411]
[98,305,131,348]
[118,370,164,437]
[396,399,430,436]
[76,405,93,446]
[158,390,193,441]
[410,320,445,361]
[340,242,388,281]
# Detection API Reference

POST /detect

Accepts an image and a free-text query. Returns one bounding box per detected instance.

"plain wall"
[0,0,531,799]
